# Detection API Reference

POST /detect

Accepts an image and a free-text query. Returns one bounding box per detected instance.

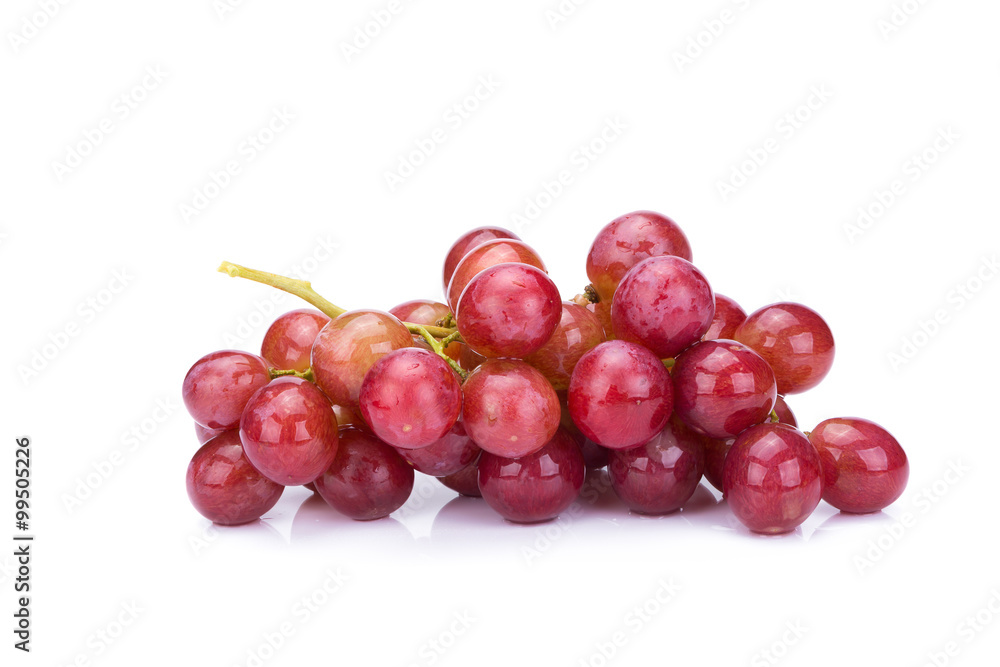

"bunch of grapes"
[184,211,909,534]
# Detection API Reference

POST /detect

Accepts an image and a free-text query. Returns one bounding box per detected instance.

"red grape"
[183,350,271,430]
[186,430,283,525]
[702,294,747,341]
[478,428,585,523]
[314,427,414,520]
[611,256,715,359]
[239,377,340,485]
[586,211,692,302]
[723,423,823,534]
[735,303,835,394]
[462,358,560,458]
[567,340,674,450]
[607,415,706,515]
[359,348,462,449]
[438,457,483,497]
[261,309,330,372]
[524,301,605,391]
[443,226,520,293]
[397,420,481,477]
[390,300,461,360]
[311,309,412,409]
[456,263,561,359]
[809,417,908,513]
[195,423,228,445]
[773,395,796,427]
[672,339,777,439]
[447,239,544,312]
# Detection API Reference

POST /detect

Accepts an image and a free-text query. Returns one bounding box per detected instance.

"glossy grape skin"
[478,429,585,523]
[735,302,835,395]
[457,263,562,359]
[567,340,674,450]
[195,423,228,445]
[588,300,614,339]
[239,377,340,486]
[442,226,520,293]
[261,309,331,372]
[311,309,412,410]
[586,211,693,302]
[397,421,481,477]
[558,392,609,470]
[390,300,461,361]
[186,431,283,525]
[459,344,486,372]
[773,396,797,427]
[359,348,463,449]
[314,428,414,520]
[607,416,706,515]
[809,418,909,513]
[703,294,747,341]
[182,350,271,429]
[524,301,605,391]
[462,359,561,458]
[672,340,777,439]
[447,239,547,314]
[438,457,483,497]
[723,423,823,534]
[611,256,715,359]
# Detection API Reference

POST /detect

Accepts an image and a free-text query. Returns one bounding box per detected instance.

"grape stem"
[769,409,780,423]
[409,324,468,381]
[662,358,675,369]
[269,367,315,382]
[218,261,455,338]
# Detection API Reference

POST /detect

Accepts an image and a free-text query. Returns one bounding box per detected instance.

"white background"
[3,1,999,665]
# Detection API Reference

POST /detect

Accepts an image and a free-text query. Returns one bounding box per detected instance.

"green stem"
[218,260,456,338]
[439,330,464,347]
[662,358,675,370]
[408,324,468,380]
[769,409,780,423]
[269,367,315,382]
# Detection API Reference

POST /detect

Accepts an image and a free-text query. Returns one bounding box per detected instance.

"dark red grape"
[478,428,585,523]
[735,303,835,394]
[438,457,483,497]
[586,211,692,302]
[314,427,414,520]
[183,350,271,429]
[611,256,715,359]
[567,340,674,450]
[397,420,481,477]
[723,423,823,534]
[462,359,560,458]
[702,436,733,493]
[809,418,908,513]
[311,309,412,409]
[456,263,561,359]
[195,423,228,445]
[261,309,330,372]
[607,415,706,515]
[359,348,462,449]
[672,340,777,439]
[239,377,340,486]
[702,294,747,341]
[186,430,283,525]
[773,395,796,427]
[442,226,520,293]
[447,239,545,313]
[524,301,605,391]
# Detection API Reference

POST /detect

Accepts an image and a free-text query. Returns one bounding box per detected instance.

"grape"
[478,428,585,523]
[447,239,546,314]
[442,226,520,293]
[186,430,283,525]
[391,299,463,361]
[183,350,271,429]
[702,294,746,341]
[239,377,340,486]
[359,348,462,449]
[397,421,481,477]
[524,301,605,391]
[809,417,908,513]
[558,391,608,470]
[456,263,561,359]
[735,302,835,394]
[261,309,330,372]
[314,427,414,520]
[567,340,673,450]
[607,415,706,515]
[311,309,412,409]
[611,256,714,359]
[462,358,560,458]
[438,457,483,497]
[586,211,692,302]
[195,423,227,445]
[672,339,777,439]
[773,395,796,427]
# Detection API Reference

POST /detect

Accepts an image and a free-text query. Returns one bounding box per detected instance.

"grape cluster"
[184,211,909,535]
